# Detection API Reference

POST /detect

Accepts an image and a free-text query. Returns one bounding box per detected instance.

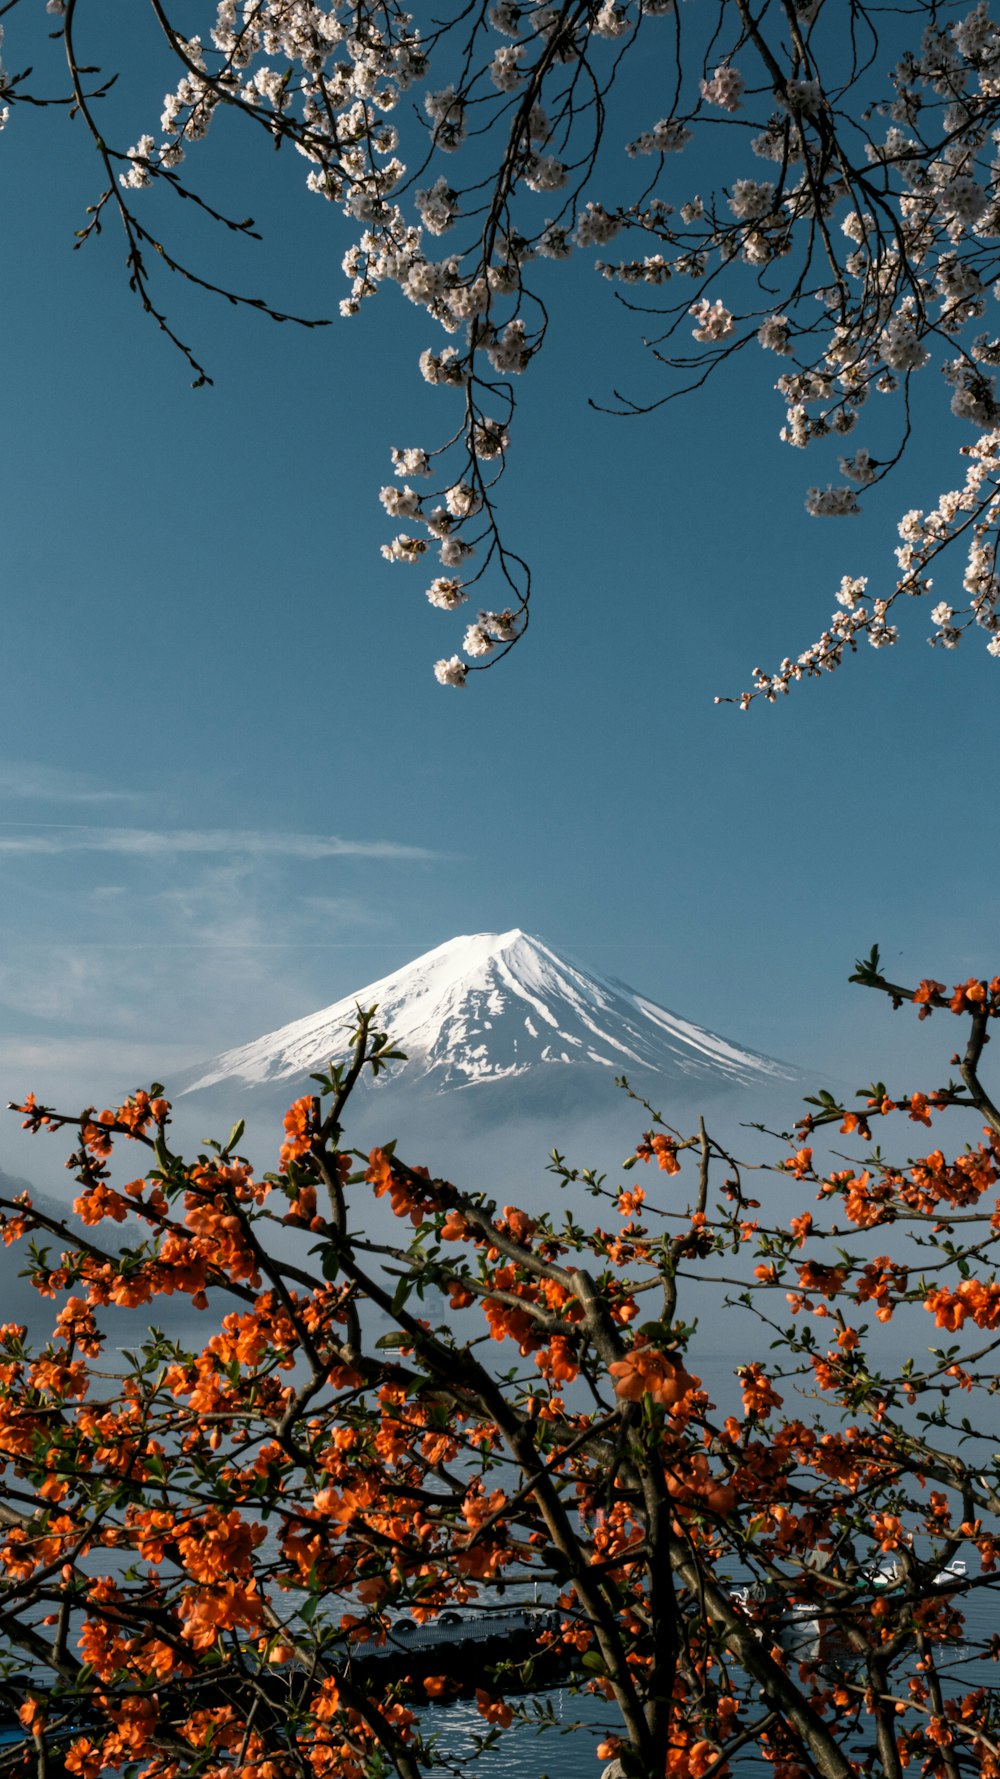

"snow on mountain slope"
[177,930,794,1098]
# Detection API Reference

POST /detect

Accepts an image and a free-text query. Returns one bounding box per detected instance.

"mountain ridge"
[174,929,795,1102]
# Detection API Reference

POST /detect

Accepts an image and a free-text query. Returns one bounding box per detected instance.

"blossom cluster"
[734,429,1000,705]
[6,980,1000,1774]
[23,0,1000,683]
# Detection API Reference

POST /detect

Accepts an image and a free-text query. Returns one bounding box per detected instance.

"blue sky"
[1,3,996,1173]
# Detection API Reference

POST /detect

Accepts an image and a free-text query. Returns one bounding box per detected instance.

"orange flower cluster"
[280,1094,314,1166]
[924,1277,1000,1330]
[2,1513,79,1582]
[77,1091,169,1160]
[784,1147,814,1179]
[634,1132,682,1174]
[177,1578,263,1649]
[133,1506,266,1584]
[914,978,947,1014]
[7,982,1000,1779]
[609,1343,698,1410]
[820,1168,895,1229]
[871,1512,906,1552]
[911,976,1000,1018]
[113,1089,169,1134]
[13,1093,53,1131]
[534,1332,579,1383]
[738,1363,783,1419]
[950,976,1000,1014]
[73,1181,132,1225]
[366,1147,439,1225]
[794,1260,848,1301]
[665,1453,737,1518]
[476,1689,513,1727]
[907,1139,1000,1214]
[853,1257,910,1322]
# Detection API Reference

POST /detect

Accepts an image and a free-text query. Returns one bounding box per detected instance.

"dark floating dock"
[348,1604,571,1698]
[0,1606,572,1760]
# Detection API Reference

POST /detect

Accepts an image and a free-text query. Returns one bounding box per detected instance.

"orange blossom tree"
[3,961,1000,1778]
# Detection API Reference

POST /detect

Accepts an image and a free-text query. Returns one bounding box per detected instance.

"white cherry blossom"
[433,654,468,686]
[24,0,1000,687]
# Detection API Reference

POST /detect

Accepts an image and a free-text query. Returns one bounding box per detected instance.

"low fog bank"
[166,1060,828,1206]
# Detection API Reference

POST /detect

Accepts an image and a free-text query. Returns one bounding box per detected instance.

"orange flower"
[280,1096,313,1167]
[871,1512,905,1551]
[73,1183,131,1225]
[534,1333,579,1384]
[951,978,989,1014]
[177,1578,262,1648]
[475,1690,513,1727]
[609,1344,697,1409]
[80,1112,115,1158]
[839,1111,871,1139]
[738,1363,783,1419]
[462,1484,506,1534]
[440,1208,471,1242]
[283,1184,318,1225]
[788,1213,813,1248]
[914,979,946,1018]
[634,1133,681,1174]
[908,1092,932,1127]
[366,1148,434,1225]
[796,1260,847,1300]
[665,1453,736,1517]
[500,1205,536,1244]
[64,1740,103,1779]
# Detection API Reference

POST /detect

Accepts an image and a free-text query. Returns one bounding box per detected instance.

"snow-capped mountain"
[176,930,794,1100]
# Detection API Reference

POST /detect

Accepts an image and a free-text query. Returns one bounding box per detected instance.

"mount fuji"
[174,930,796,1109]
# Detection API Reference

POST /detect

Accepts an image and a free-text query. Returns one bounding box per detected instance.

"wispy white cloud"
[0,763,139,805]
[299,895,393,929]
[0,821,432,1119]
[0,825,440,860]
[0,856,411,1080]
[0,1034,196,1084]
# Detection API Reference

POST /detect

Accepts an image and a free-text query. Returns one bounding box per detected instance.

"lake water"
[3,1571,999,1775]
[416,1567,1000,1777]
[418,1690,616,1778]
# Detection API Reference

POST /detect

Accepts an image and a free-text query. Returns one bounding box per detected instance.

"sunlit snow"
[180,930,794,1096]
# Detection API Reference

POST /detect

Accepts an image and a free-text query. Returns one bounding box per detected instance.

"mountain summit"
[178,930,793,1099]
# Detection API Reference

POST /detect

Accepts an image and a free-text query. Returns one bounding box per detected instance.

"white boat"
[868,1555,967,1591]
